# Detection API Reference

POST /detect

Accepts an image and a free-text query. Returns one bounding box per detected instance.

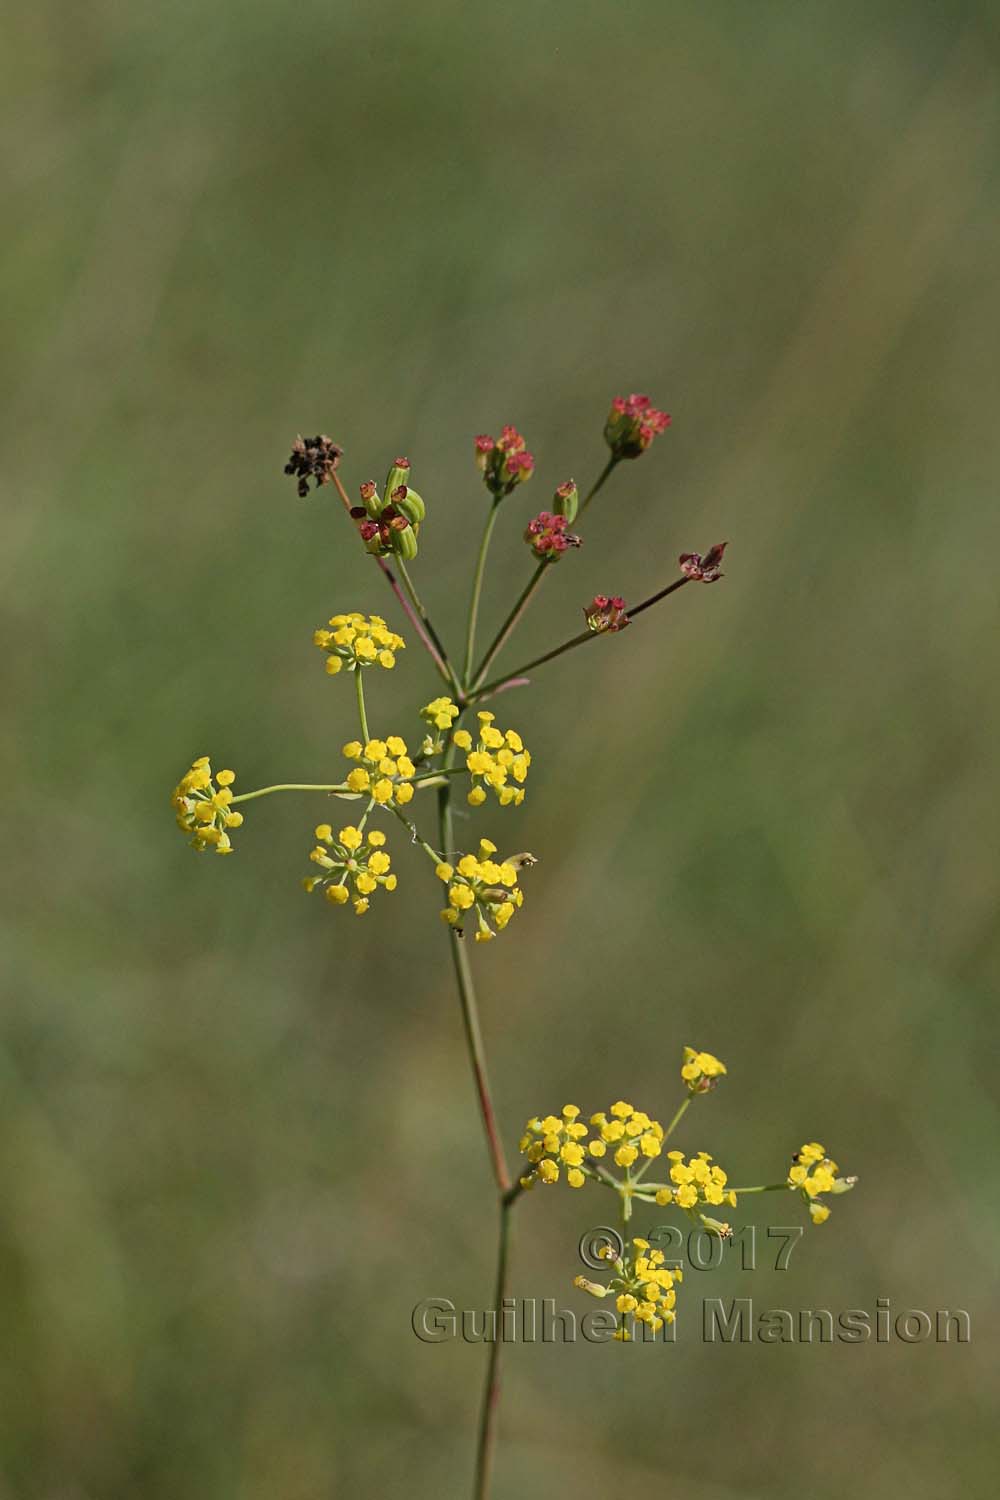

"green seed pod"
[359,481,383,520]
[553,480,579,524]
[389,517,418,560]
[392,484,426,525]
[384,457,411,497]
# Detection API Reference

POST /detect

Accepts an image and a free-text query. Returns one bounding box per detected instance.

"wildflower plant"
[171,394,857,1499]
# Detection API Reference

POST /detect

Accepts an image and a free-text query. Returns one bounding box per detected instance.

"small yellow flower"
[437,838,531,942]
[452,711,531,808]
[518,1100,665,1191]
[680,1046,727,1094]
[666,1151,736,1210]
[314,612,405,674]
[341,736,416,806]
[171,757,244,854]
[304,825,397,915]
[420,697,460,732]
[788,1142,856,1224]
[573,1236,680,1341]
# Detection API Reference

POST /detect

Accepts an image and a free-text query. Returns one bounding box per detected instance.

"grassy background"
[3,2,999,1495]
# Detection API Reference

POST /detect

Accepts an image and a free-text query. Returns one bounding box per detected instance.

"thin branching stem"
[330,471,458,692]
[464,498,502,686]
[468,456,620,691]
[471,576,689,700]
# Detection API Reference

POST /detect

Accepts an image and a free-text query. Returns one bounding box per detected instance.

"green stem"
[664,1096,691,1142]
[437,719,515,1498]
[474,1198,512,1500]
[471,561,550,691]
[577,453,618,517]
[230,782,351,805]
[729,1183,793,1195]
[396,556,463,699]
[388,804,443,866]
[464,499,501,687]
[355,669,370,742]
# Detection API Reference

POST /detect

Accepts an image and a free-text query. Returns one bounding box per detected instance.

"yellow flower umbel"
[341,736,417,806]
[452,712,530,808]
[518,1105,592,1188]
[788,1142,857,1224]
[436,839,528,942]
[680,1046,727,1093]
[573,1236,682,1340]
[656,1151,737,1213]
[172,757,244,854]
[313,612,405,674]
[304,825,396,915]
[420,696,460,732]
[518,1100,665,1188]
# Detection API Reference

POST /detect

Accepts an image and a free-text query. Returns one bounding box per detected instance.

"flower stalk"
[169,390,857,1499]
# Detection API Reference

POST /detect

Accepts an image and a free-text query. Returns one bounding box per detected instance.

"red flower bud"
[584,595,629,633]
[603,394,671,460]
[475,427,535,497]
[524,511,581,562]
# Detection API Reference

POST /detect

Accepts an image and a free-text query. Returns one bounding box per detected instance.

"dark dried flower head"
[679,543,727,583]
[284,435,344,497]
[584,594,629,633]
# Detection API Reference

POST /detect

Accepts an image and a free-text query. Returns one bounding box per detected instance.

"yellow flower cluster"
[518,1106,591,1188]
[452,711,530,807]
[681,1046,727,1093]
[313,612,405,673]
[420,696,460,732]
[788,1142,856,1225]
[518,1100,665,1188]
[342,737,416,806]
[656,1151,737,1211]
[436,839,526,942]
[574,1236,682,1340]
[171,757,244,853]
[304,824,396,915]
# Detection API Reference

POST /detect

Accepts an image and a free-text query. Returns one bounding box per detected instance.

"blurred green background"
[3,1,999,1495]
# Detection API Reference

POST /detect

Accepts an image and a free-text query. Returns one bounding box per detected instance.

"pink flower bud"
[584,595,630,633]
[603,393,671,460]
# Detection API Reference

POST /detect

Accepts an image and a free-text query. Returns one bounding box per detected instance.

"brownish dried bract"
[284,434,344,497]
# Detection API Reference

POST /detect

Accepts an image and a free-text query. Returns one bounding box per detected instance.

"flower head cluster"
[584,594,629,634]
[342,736,416,805]
[524,511,581,562]
[518,1106,592,1188]
[314,613,405,673]
[420,696,461,732]
[679,543,727,583]
[518,1100,665,1189]
[172,757,244,853]
[681,1046,727,1093]
[474,425,535,497]
[349,460,425,560]
[436,839,529,942]
[788,1142,857,1225]
[574,1236,682,1339]
[453,711,530,807]
[656,1151,736,1213]
[604,394,671,460]
[284,434,343,496]
[304,824,396,915]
